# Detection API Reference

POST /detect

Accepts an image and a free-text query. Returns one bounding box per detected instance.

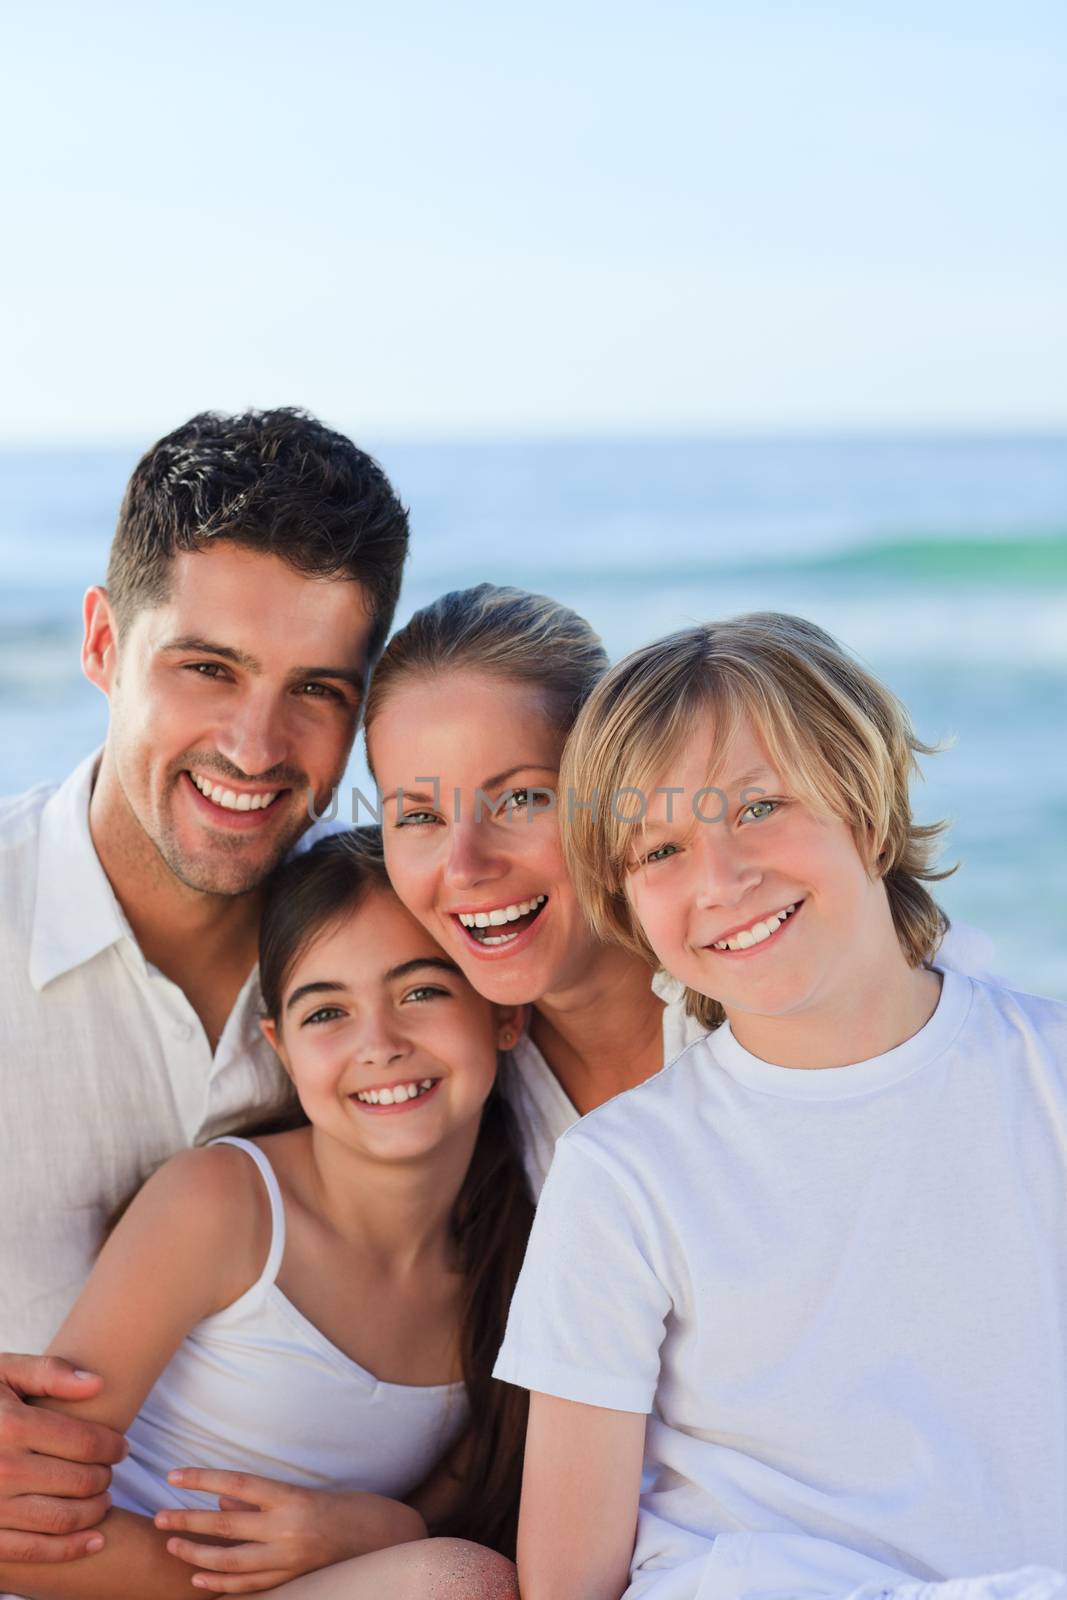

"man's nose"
[213,686,290,781]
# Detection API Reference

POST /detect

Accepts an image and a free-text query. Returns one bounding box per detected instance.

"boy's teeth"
[714,903,796,952]
[458,895,546,930]
[190,772,280,812]
[354,1079,436,1106]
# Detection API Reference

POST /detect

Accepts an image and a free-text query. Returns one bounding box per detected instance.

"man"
[0,407,409,1563]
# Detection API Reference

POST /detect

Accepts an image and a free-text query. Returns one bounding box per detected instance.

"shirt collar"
[29,747,136,991]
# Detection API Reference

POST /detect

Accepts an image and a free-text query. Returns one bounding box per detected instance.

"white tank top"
[112,1137,469,1515]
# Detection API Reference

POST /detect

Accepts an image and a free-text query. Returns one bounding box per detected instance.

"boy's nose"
[691,827,763,910]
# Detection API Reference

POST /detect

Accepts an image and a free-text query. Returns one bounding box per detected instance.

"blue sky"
[2,0,1064,441]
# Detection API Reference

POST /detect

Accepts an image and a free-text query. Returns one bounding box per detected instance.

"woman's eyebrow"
[481,764,558,788]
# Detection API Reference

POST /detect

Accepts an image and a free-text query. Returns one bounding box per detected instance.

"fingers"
[0,1526,106,1563]
[0,1355,104,1402]
[155,1508,263,1544]
[168,1468,269,1505]
[217,1497,260,1512]
[0,1448,114,1499]
[1,1402,127,1468]
[187,1568,289,1594]
[164,1535,280,1574]
[0,1490,111,1535]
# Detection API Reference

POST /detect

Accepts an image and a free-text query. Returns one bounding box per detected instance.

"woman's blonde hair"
[364,582,609,754]
[560,612,954,1030]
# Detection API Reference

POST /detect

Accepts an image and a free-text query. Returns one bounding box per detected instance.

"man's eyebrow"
[285,958,461,1012]
[161,635,260,671]
[159,637,363,696]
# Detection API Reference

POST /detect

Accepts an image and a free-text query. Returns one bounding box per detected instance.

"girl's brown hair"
[560,612,955,1031]
[259,827,533,1558]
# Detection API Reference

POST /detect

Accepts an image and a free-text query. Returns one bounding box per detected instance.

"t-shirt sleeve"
[492,1129,674,1414]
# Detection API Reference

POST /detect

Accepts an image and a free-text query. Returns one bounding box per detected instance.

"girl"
[363,585,992,1197]
[0,828,527,1600]
[494,613,1067,1600]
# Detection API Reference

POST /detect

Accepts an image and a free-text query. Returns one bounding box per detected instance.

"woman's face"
[368,670,597,1006]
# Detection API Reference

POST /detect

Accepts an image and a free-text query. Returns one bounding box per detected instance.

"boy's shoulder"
[961,970,1067,1046]
[555,1029,721,1162]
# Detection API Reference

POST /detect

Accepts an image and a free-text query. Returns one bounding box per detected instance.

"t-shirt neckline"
[709,967,973,1100]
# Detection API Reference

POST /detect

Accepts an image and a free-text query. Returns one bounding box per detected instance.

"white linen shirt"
[0,751,294,1351]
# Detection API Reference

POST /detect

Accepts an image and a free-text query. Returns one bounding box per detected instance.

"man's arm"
[0,1357,125,1563]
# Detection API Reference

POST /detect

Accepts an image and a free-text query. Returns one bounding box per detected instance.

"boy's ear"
[81,586,120,697]
[259,1016,292,1076]
[495,1003,529,1051]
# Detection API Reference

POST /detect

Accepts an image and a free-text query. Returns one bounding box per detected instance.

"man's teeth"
[190,772,281,812]
[458,895,546,929]
[355,1078,436,1106]
[714,903,798,952]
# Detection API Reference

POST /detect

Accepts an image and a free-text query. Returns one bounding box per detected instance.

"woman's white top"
[111,1138,469,1516]
[494,972,1067,1598]
[500,973,706,1198]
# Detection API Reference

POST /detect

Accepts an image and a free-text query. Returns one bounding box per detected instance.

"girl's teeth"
[355,1080,436,1107]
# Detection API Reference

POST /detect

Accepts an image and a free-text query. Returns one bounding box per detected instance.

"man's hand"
[157,1468,427,1594]
[0,1354,127,1563]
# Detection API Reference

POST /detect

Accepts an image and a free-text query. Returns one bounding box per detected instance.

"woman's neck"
[530,944,666,1115]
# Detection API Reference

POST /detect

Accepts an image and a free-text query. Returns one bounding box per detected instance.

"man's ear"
[81,586,120,696]
[495,1003,529,1051]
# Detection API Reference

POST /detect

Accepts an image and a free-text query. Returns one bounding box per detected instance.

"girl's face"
[262,886,520,1163]
[368,669,598,1005]
[624,714,888,1034]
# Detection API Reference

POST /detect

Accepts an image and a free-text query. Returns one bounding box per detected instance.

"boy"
[493,613,1067,1600]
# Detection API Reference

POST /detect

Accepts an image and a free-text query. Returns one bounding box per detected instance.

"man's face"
[90,542,374,896]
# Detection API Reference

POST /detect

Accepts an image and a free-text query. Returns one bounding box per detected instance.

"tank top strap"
[208,1136,287,1291]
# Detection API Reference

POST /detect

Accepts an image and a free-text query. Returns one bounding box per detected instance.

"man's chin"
[159,823,302,898]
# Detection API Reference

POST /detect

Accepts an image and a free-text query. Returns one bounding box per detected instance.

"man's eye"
[186,662,227,679]
[740,799,779,823]
[298,683,341,700]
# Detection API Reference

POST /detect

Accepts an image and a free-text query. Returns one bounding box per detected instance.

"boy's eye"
[643,842,679,865]
[302,1006,345,1026]
[740,799,779,824]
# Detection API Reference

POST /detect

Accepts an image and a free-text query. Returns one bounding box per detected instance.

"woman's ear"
[259,1016,292,1076]
[495,1003,529,1052]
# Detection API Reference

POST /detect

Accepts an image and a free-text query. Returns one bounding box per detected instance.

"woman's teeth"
[713,903,798,952]
[457,895,547,945]
[190,772,281,812]
[354,1078,436,1106]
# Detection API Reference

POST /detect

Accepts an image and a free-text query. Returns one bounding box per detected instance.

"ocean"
[2,434,1064,998]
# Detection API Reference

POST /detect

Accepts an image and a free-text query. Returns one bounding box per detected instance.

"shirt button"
[172,1023,194,1043]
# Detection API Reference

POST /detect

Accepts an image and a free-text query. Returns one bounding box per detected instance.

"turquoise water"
[2,435,1064,997]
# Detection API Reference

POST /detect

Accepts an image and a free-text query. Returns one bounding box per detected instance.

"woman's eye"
[497,786,553,816]
[397,810,438,827]
[740,799,779,824]
[302,1006,345,1026]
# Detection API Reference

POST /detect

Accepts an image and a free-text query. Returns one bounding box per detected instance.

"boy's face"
[85,541,374,896]
[624,714,890,1028]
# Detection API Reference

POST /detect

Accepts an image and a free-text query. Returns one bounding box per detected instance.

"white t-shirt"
[494,972,1067,1598]
[499,923,999,1201]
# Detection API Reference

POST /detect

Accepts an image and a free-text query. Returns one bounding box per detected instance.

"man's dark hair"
[106,407,409,662]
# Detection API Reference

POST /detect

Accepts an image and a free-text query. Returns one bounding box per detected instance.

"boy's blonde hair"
[560,612,954,1030]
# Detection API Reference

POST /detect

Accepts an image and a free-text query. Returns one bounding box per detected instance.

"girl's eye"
[397,810,438,828]
[302,1006,345,1026]
[740,799,779,824]
[402,985,449,1004]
